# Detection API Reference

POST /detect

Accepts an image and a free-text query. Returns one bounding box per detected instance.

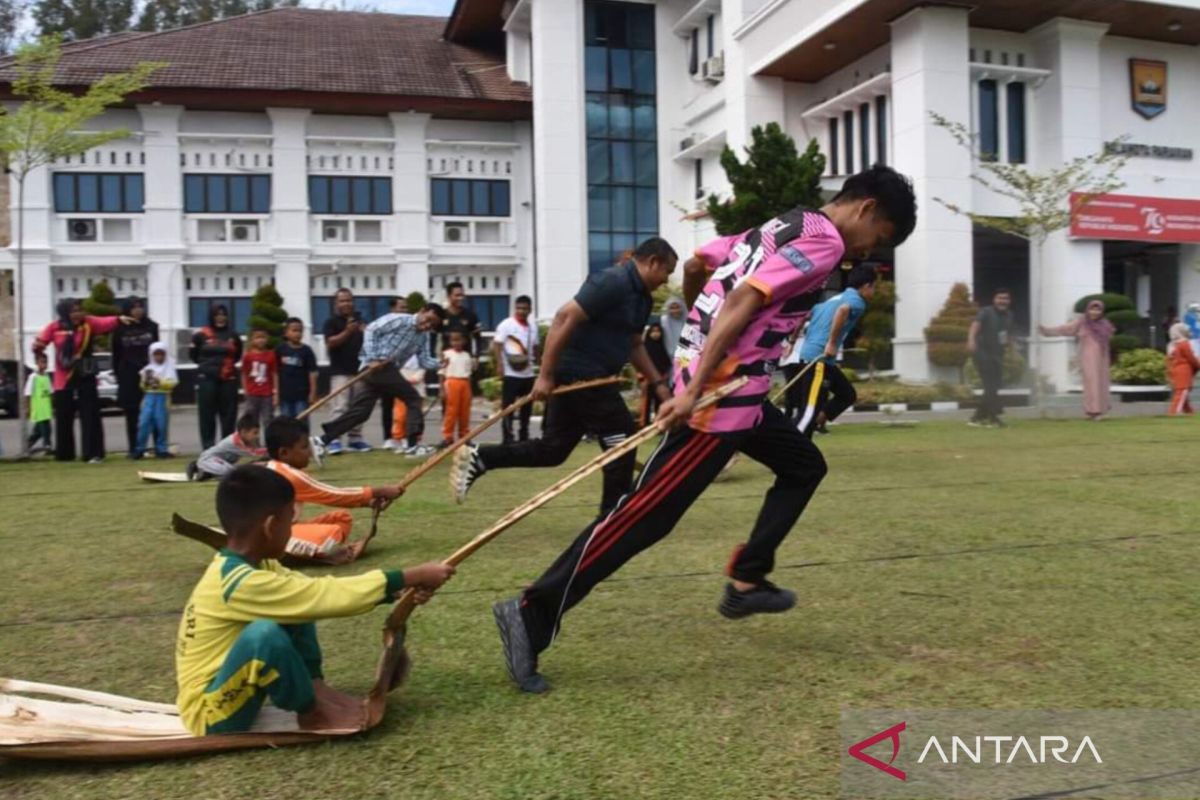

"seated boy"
[188,413,267,481]
[264,416,402,558]
[175,464,454,735]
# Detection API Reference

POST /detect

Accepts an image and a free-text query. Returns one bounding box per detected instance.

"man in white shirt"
[491,295,539,443]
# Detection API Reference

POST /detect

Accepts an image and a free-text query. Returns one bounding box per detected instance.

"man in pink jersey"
[492,166,916,693]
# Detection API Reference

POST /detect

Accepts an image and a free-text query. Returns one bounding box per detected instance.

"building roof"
[0,8,530,118]
[444,0,507,48]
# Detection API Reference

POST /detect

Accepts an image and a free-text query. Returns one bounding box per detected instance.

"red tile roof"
[0,9,530,111]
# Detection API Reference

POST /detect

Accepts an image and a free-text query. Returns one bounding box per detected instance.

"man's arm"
[629,335,672,403]
[491,337,505,378]
[531,301,588,400]
[656,283,766,429]
[823,304,852,359]
[682,255,711,309]
[966,320,981,354]
[324,318,359,350]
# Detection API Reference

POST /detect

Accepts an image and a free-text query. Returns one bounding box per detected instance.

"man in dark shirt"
[441,281,483,355]
[450,238,678,513]
[967,288,1013,427]
[321,288,368,454]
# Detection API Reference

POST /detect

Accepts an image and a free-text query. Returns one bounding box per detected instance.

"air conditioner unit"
[679,134,697,152]
[68,218,97,242]
[444,224,468,243]
[231,223,258,242]
[701,54,725,81]
[323,225,348,242]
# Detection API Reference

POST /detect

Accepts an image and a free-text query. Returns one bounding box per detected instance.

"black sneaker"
[186,460,198,481]
[492,598,550,694]
[718,581,797,620]
[450,444,486,504]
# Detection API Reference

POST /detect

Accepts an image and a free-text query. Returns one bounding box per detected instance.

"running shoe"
[308,435,326,467]
[347,440,373,453]
[717,581,797,620]
[381,438,402,451]
[326,439,344,455]
[403,444,436,458]
[450,444,486,504]
[492,598,550,694]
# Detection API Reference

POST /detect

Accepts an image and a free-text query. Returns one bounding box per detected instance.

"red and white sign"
[1070,192,1200,243]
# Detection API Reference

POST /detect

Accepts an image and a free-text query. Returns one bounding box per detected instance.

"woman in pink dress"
[32,298,132,462]
[1039,299,1115,420]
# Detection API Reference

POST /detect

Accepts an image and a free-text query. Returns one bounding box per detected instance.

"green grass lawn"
[2,416,1199,799]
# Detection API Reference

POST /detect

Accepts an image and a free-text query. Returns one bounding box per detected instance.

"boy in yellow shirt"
[175,464,454,735]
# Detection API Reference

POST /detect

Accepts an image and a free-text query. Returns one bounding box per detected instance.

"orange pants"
[1169,387,1194,415]
[391,398,408,441]
[290,510,353,555]
[442,377,471,442]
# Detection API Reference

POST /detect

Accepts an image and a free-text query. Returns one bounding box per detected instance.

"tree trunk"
[14,174,27,451]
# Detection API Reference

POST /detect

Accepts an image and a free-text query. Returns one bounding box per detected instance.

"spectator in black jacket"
[191,303,243,449]
[112,297,159,456]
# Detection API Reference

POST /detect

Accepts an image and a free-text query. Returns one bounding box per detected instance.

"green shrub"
[924,283,976,370]
[1110,334,1141,356]
[858,279,895,377]
[247,284,288,347]
[82,280,121,350]
[854,381,972,406]
[1073,293,1134,313]
[478,376,502,402]
[840,367,860,383]
[1110,348,1167,385]
[1104,309,1141,327]
[406,291,426,313]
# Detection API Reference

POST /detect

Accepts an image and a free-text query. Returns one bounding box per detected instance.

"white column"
[889,6,974,382]
[137,105,186,354]
[513,120,537,308]
[12,164,53,360]
[1030,18,1109,390]
[722,0,784,152]
[145,254,186,354]
[530,0,587,313]
[389,112,432,298]
[267,108,313,326]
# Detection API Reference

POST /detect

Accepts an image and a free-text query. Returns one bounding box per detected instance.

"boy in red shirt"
[241,327,277,432]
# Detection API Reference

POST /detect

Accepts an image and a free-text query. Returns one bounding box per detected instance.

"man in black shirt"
[321,288,368,453]
[450,238,678,513]
[967,288,1013,427]
[441,281,483,356]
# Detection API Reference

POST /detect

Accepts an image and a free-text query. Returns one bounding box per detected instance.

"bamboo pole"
[768,357,820,405]
[295,361,387,421]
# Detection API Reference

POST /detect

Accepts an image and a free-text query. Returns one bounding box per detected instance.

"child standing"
[188,413,266,481]
[276,318,318,424]
[23,353,53,453]
[241,328,277,432]
[134,342,178,459]
[175,464,454,735]
[265,417,402,558]
[439,330,473,447]
[1168,322,1200,415]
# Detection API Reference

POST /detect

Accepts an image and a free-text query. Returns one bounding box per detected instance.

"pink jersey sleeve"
[87,315,121,335]
[34,320,60,350]
[694,233,746,268]
[744,233,845,304]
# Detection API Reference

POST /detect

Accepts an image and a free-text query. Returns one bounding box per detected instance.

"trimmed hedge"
[1110,348,1167,385]
[1074,293,1134,313]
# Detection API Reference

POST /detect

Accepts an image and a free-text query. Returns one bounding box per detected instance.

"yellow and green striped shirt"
[175,549,403,734]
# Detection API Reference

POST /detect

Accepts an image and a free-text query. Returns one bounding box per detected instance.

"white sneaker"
[381,438,402,451]
[308,435,326,467]
[403,444,436,458]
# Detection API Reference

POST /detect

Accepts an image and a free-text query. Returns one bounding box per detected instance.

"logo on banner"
[1129,58,1167,120]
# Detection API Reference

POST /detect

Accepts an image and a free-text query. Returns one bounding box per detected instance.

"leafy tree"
[706,122,825,236]
[858,279,895,379]
[924,282,976,374]
[136,0,299,31]
[247,283,287,348]
[0,36,161,449]
[929,112,1127,402]
[33,0,134,41]
[0,0,26,55]
[405,291,426,313]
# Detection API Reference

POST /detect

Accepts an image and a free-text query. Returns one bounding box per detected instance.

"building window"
[829,117,839,175]
[53,173,144,213]
[688,28,698,75]
[859,102,871,168]
[465,295,510,331]
[184,174,270,214]
[978,79,999,161]
[694,159,703,200]
[705,14,714,58]
[842,110,854,174]
[585,0,658,274]
[309,176,393,215]
[875,95,888,166]
[188,297,254,334]
[430,179,511,217]
[1006,82,1026,164]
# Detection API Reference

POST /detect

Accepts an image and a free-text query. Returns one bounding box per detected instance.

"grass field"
[2,416,1199,799]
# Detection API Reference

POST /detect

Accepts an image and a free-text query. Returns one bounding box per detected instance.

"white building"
[0,9,534,367]
[5,1,1200,390]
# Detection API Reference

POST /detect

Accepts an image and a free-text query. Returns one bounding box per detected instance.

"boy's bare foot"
[299,681,366,732]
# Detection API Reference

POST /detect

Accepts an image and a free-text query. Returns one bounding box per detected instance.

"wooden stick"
[768,357,820,405]
[394,375,623,491]
[383,376,749,629]
[296,362,386,421]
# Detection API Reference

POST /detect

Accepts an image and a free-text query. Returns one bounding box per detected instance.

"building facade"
[5,1,1200,389]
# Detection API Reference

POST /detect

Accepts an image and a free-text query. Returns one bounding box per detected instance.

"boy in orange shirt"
[439,330,474,447]
[264,417,402,557]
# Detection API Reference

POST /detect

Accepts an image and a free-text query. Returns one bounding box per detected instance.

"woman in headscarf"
[190,303,243,449]
[1166,322,1200,416]
[660,295,686,361]
[111,296,159,456]
[1039,299,1115,420]
[32,298,132,462]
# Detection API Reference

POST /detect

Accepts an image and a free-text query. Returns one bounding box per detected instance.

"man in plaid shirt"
[317,304,446,457]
